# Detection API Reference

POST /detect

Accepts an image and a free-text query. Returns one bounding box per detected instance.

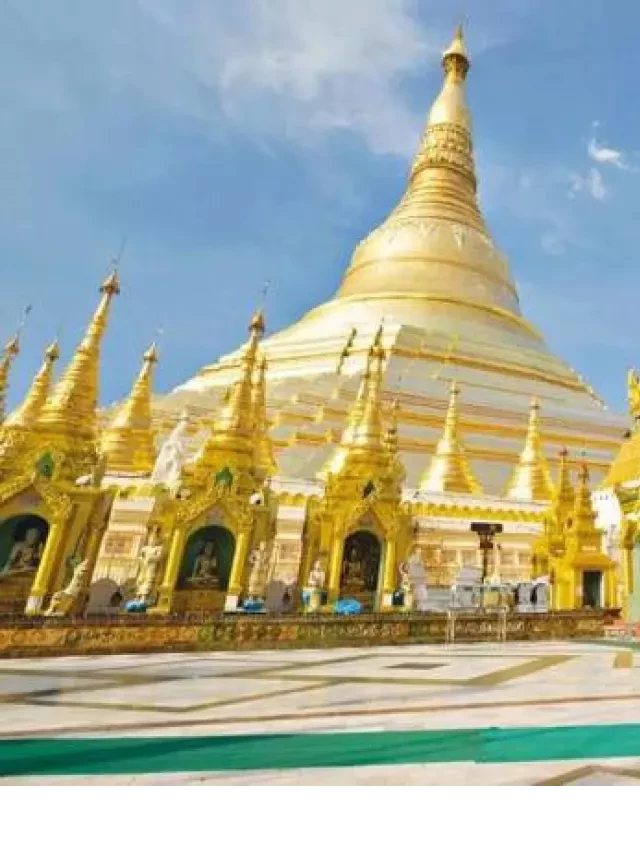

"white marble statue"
[408,548,429,612]
[308,558,325,589]
[136,529,165,600]
[305,558,325,612]
[151,411,190,493]
[247,541,269,598]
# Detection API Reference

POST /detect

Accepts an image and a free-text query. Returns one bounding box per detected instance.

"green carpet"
[2,723,640,777]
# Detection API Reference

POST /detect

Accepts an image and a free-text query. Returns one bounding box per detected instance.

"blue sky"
[1,0,639,412]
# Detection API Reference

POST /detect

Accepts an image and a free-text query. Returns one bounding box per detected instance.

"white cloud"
[139,0,442,157]
[568,167,607,201]
[588,137,631,171]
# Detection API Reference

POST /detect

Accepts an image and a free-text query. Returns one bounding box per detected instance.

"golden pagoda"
[3,341,59,430]
[0,273,119,615]
[62,26,626,614]
[306,326,410,607]
[418,381,479,495]
[102,343,158,475]
[504,398,553,502]
[163,26,624,498]
[150,309,277,615]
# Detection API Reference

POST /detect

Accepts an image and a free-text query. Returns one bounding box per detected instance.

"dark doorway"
[340,530,381,595]
[583,571,603,608]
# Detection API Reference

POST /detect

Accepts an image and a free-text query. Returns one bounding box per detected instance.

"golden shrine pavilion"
[0,28,632,619]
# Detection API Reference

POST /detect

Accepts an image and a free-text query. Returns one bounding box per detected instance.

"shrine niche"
[340,530,381,598]
[177,524,235,590]
[0,514,49,575]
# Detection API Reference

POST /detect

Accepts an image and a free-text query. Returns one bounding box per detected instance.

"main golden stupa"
[160,27,624,492]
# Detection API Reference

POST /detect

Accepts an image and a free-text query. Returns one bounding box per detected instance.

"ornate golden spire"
[196,309,264,473]
[0,334,20,422]
[322,324,387,477]
[385,397,400,456]
[553,448,575,513]
[419,381,480,494]
[330,25,530,345]
[349,325,386,451]
[4,340,59,429]
[413,23,473,181]
[37,270,120,440]
[101,343,158,474]
[504,398,553,502]
[252,354,276,476]
[572,462,598,536]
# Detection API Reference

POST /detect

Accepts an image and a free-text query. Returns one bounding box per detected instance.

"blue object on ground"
[334,599,362,615]
[125,600,147,613]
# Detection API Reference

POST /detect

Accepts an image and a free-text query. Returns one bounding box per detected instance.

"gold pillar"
[605,570,618,610]
[381,535,397,609]
[25,518,68,615]
[154,527,187,614]
[225,525,252,610]
[327,527,344,602]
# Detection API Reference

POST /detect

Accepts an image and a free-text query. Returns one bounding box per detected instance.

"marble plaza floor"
[1,640,640,785]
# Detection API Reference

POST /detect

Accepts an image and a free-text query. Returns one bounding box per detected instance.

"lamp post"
[471,522,503,583]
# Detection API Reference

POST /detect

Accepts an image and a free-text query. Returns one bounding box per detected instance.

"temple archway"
[0,514,49,575]
[340,530,381,597]
[177,525,236,591]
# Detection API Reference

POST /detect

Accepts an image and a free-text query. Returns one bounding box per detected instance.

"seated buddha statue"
[191,540,219,586]
[2,527,45,573]
[341,547,365,593]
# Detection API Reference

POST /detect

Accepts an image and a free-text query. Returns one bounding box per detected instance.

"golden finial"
[0,333,21,422]
[442,23,470,73]
[37,269,120,440]
[408,25,475,189]
[504,397,553,502]
[418,380,480,494]
[252,354,276,476]
[249,307,266,338]
[101,341,159,475]
[4,339,59,429]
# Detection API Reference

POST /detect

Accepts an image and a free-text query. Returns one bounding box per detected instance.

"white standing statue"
[306,558,325,612]
[151,410,190,493]
[247,541,270,599]
[398,560,413,612]
[408,548,429,612]
[136,528,166,602]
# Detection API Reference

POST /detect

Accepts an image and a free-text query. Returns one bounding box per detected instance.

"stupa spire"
[572,462,598,534]
[196,308,264,475]
[4,340,59,429]
[385,397,400,456]
[504,398,553,502]
[322,324,388,478]
[349,324,386,451]
[101,343,158,474]
[37,269,119,440]
[552,447,576,519]
[0,333,20,422]
[252,354,276,476]
[419,381,480,494]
